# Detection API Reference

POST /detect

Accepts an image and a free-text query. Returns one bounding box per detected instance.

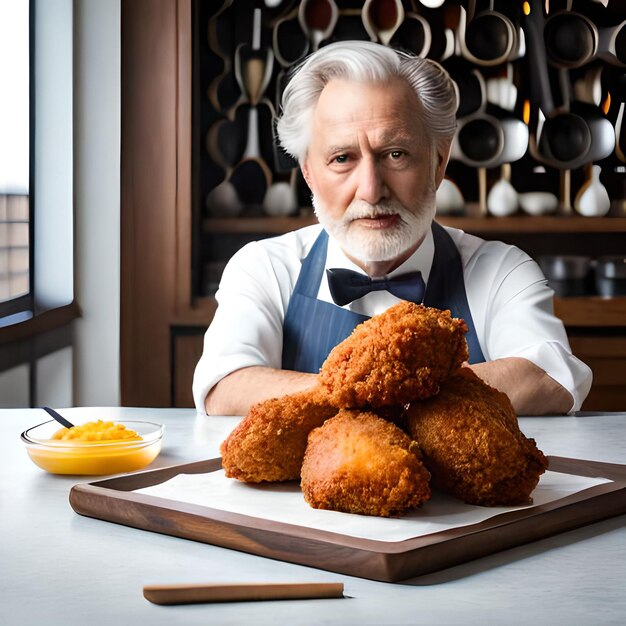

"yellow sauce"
[52,420,142,442]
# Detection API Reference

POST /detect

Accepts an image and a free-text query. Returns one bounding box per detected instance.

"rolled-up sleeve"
[192,242,286,412]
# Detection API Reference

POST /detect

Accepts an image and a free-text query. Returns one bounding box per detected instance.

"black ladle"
[42,406,75,429]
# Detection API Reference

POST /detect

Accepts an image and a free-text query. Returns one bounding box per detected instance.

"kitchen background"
[1,0,624,410]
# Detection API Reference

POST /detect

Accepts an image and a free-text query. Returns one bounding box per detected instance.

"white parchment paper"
[134,470,609,542]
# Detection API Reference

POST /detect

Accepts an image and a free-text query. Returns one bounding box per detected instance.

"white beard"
[313,196,435,264]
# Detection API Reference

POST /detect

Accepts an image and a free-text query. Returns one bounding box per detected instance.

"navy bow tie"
[326,268,426,306]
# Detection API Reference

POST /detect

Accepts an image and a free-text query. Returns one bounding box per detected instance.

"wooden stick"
[143,582,345,605]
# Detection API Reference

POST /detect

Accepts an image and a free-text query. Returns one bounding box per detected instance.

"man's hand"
[468,357,573,416]
[205,366,318,416]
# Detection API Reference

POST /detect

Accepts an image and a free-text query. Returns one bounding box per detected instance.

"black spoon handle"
[41,406,75,429]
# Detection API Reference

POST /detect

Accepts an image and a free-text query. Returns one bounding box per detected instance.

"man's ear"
[300,159,314,191]
[435,141,452,189]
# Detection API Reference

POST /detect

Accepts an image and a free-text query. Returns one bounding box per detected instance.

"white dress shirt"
[192,223,592,413]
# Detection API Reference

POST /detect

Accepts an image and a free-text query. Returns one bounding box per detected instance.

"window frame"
[0,2,33,319]
[0,0,78,352]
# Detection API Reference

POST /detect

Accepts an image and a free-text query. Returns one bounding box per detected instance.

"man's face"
[302,78,448,271]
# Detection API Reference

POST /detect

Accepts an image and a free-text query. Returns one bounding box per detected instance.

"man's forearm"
[205,366,319,416]
[468,357,573,416]
[206,357,573,417]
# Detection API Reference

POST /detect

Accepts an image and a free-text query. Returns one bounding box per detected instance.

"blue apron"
[281,222,486,373]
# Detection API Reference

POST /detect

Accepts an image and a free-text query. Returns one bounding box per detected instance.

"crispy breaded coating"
[220,386,338,483]
[301,410,431,517]
[405,368,548,506]
[318,302,469,408]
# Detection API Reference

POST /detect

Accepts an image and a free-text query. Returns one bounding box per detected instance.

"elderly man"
[193,41,591,417]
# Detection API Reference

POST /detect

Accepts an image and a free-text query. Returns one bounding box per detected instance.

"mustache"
[343,199,409,222]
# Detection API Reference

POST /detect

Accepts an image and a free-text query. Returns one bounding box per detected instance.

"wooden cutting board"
[69,456,626,582]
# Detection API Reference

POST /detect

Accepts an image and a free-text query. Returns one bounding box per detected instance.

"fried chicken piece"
[301,410,431,517]
[220,386,338,483]
[405,368,548,506]
[318,302,469,408]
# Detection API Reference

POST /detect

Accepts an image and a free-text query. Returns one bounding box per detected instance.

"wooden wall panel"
[120,0,190,406]
[172,332,204,408]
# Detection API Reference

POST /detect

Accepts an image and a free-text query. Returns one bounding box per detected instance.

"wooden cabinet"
[121,0,626,411]
[172,331,205,407]
[569,335,626,411]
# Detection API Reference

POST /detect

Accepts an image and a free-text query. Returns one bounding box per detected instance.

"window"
[0,0,74,332]
[0,0,76,407]
[0,1,31,318]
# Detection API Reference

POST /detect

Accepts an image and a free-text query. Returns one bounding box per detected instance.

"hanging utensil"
[263,168,299,217]
[529,12,613,169]
[234,9,274,108]
[231,8,275,208]
[298,0,338,51]
[205,178,244,217]
[206,0,244,113]
[487,163,519,217]
[206,114,247,170]
[458,0,519,67]
[450,68,528,216]
[447,59,485,117]
[543,10,598,69]
[273,10,309,67]
[435,177,465,216]
[207,0,236,59]
[207,9,274,215]
[524,0,614,214]
[389,12,432,57]
[207,70,242,114]
[574,164,611,217]
[362,0,404,46]
[453,68,528,169]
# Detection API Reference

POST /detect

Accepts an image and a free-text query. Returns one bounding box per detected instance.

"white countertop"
[2,407,626,626]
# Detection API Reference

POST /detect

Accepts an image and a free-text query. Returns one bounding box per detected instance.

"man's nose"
[355,157,389,205]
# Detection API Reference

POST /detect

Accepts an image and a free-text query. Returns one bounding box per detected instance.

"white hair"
[276,40,458,163]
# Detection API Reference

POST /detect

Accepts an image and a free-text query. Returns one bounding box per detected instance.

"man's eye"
[389,150,404,160]
[333,154,348,164]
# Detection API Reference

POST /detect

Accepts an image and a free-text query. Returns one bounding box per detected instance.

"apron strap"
[294,229,328,298]
[425,222,486,363]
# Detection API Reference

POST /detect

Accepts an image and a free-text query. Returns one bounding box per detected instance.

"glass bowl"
[21,419,164,475]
